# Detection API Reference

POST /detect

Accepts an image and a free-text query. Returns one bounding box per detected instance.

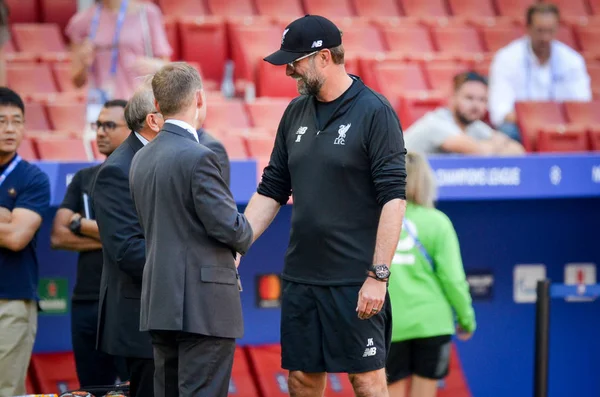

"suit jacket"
[129,122,253,339]
[92,132,153,359]
[198,128,231,187]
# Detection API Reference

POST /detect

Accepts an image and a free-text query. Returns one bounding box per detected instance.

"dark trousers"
[149,331,235,397]
[71,301,129,387]
[125,356,155,397]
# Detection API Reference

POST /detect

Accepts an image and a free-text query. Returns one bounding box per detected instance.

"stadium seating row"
[6,18,600,89]
[8,0,600,24]
[24,343,471,396]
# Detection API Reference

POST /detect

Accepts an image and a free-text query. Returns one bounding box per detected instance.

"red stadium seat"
[537,128,589,152]
[564,100,600,125]
[18,138,39,161]
[52,63,86,94]
[381,23,434,54]
[334,19,387,55]
[40,0,77,32]
[158,0,207,17]
[246,134,276,157]
[590,0,600,15]
[247,97,290,130]
[246,344,355,397]
[373,62,429,109]
[12,23,68,53]
[352,0,402,18]
[29,352,79,394]
[207,0,255,17]
[163,16,180,61]
[45,102,87,135]
[447,0,495,18]
[302,0,354,18]
[557,24,578,50]
[204,99,251,129]
[4,0,38,23]
[587,62,600,98]
[219,135,248,159]
[179,17,227,83]
[515,101,567,151]
[432,26,484,55]
[575,27,600,53]
[424,61,469,96]
[255,0,304,17]
[24,102,50,131]
[589,127,600,150]
[481,26,526,52]
[7,62,58,99]
[400,0,449,17]
[548,0,589,18]
[398,91,446,128]
[493,0,536,19]
[256,61,299,98]
[229,21,282,82]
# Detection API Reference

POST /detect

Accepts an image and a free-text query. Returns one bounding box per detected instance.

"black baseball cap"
[264,15,342,66]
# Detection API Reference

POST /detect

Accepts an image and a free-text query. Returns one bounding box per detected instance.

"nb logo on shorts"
[363,347,377,357]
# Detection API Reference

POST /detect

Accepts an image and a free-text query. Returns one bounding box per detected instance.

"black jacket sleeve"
[366,105,407,205]
[93,164,145,283]
[59,169,82,212]
[256,108,292,205]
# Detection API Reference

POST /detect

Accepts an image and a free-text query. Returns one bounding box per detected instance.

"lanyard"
[402,218,435,271]
[0,155,21,187]
[89,0,130,76]
[524,40,556,100]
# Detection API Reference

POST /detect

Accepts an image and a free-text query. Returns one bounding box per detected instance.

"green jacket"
[388,202,476,342]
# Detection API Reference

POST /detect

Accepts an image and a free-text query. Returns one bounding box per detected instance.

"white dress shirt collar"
[134,131,149,146]
[165,119,199,143]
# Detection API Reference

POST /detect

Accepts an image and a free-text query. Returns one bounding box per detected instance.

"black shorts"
[385,335,452,382]
[280,280,392,374]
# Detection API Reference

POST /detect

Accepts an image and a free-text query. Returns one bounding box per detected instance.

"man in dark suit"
[129,62,253,397]
[197,128,230,186]
[92,81,164,397]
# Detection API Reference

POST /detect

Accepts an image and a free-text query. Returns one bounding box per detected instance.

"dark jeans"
[71,301,129,387]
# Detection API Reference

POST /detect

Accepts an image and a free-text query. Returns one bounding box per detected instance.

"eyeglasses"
[91,121,127,132]
[288,50,319,68]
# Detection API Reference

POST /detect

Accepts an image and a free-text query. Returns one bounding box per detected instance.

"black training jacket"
[257,76,407,286]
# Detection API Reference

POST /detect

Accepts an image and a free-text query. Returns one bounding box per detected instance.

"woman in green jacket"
[386,152,476,397]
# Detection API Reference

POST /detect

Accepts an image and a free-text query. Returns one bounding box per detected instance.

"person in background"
[0,87,51,396]
[405,71,525,155]
[50,100,129,388]
[488,2,591,141]
[386,151,476,397]
[66,0,172,104]
[195,123,231,186]
[92,80,163,397]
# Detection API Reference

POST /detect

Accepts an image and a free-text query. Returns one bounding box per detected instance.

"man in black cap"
[242,15,407,397]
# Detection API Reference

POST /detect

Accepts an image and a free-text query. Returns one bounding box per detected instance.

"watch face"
[375,265,390,278]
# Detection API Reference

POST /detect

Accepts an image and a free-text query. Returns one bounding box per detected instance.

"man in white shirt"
[488,2,591,142]
[405,71,525,155]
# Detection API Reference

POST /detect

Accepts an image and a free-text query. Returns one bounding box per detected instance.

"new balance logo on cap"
[264,15,342,66]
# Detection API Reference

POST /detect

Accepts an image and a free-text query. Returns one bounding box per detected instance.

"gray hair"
[125,77,156,132]
[152,62,202,118]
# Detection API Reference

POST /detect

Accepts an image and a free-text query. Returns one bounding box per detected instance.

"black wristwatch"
[69,216,83,236]
[368,264,391,282]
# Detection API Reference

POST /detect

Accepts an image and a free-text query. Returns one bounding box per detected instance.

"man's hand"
[356,277,387,320]
[0,206,12,223]
[70,212,82,224]
[456,325,473,341]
